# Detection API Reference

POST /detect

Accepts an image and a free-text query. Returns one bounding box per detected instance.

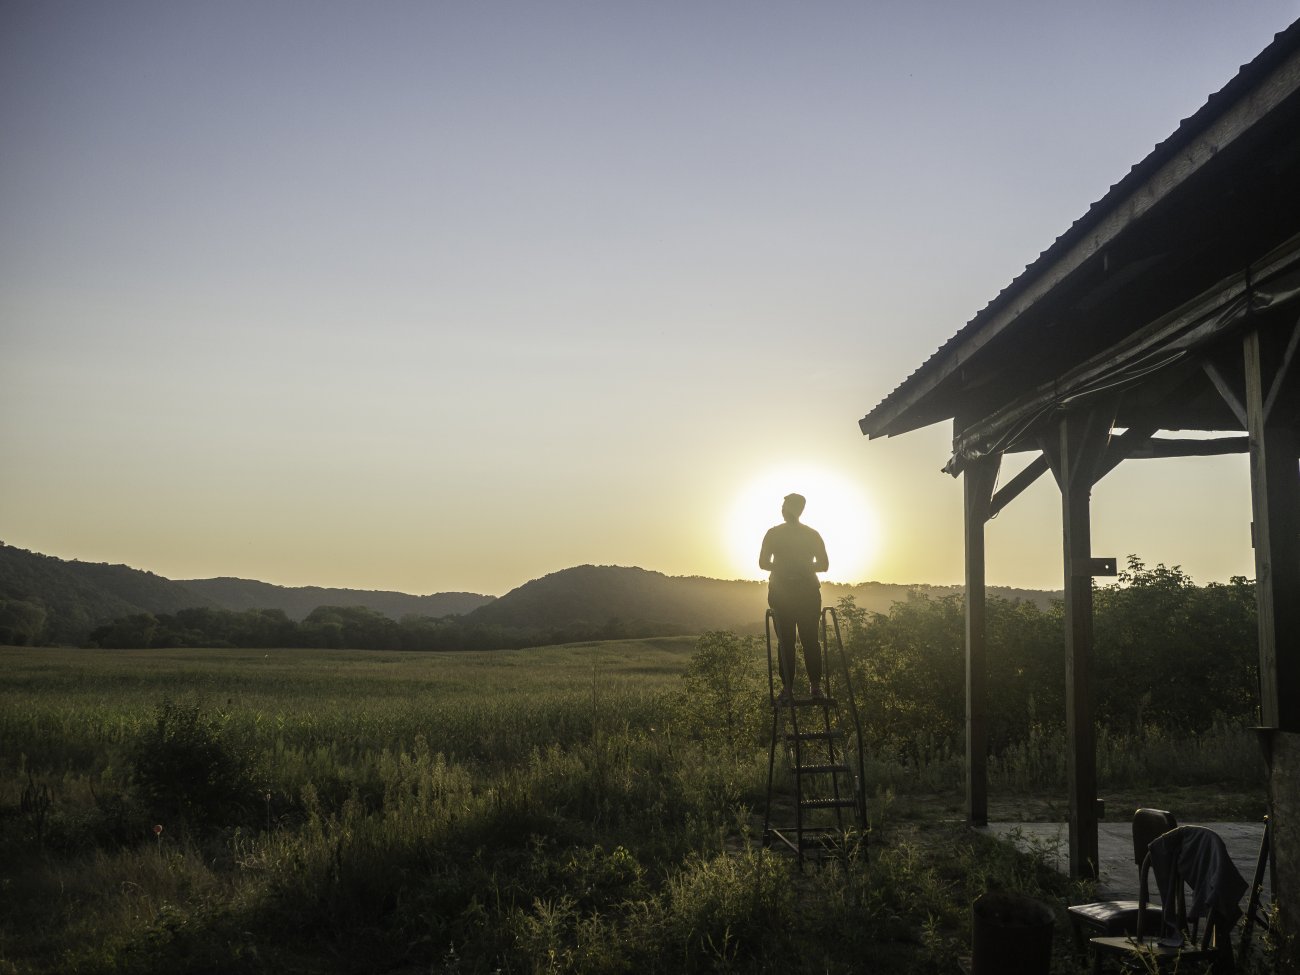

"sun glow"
[725,466,878,583]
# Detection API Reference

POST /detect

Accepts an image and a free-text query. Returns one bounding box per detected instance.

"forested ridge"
[177,576,493,622]
[0,544,219,644]
[0,543,492,645]
[1,544,1056,648]
[43,554,1268,745]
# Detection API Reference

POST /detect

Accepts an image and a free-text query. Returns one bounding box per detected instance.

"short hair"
[783,493,806,516]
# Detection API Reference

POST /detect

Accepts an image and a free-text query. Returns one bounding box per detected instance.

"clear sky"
[3,2,1296,596]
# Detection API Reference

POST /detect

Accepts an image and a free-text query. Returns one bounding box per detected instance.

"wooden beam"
[1204,358,1249,427]
[964,454,1000,827]
[1121,435,1250,459]
[988,454,1049,518]
[1095,419,1162,482]
[1057,406,1113,880]
[1245,324,1300,732]
[1264,731,1300,974]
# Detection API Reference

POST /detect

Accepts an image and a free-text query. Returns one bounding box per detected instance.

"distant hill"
[1,542,1058,646]
[178,577,493,621]
[0,543,494,644]
[0,543,218,643]
[464,564,1058,634]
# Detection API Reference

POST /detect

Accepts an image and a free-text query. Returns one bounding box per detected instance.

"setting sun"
[725,466,878,583]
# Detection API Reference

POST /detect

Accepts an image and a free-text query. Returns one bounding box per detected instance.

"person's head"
[781,493,806,523]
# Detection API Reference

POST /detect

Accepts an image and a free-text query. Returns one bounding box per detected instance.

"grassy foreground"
[0,640,1270,973]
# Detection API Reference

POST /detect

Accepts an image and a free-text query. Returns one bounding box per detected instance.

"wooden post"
[1239,321,1300,965]
[1244,323,1300,732]
[1053,408,1113,880]
[964,454,1000,827]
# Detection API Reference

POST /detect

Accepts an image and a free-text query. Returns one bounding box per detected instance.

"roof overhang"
[859,18,1300,470]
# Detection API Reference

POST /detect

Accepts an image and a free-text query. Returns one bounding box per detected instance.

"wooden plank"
[861,43,1300,440]
[1121,435,1250,459]
[964,455,1000,827]
[1245,325,1300,732]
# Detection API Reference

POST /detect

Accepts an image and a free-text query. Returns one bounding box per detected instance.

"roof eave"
[859,19,1300,439]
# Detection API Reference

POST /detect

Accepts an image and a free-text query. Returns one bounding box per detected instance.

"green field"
[0,638,1269,974]
[2,639,693,770]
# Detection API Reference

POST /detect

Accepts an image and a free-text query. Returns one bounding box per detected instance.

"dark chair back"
[1132,807,1177,867]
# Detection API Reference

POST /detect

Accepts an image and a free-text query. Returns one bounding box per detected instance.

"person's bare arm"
[758,529,774,572]
[812,532,829,574]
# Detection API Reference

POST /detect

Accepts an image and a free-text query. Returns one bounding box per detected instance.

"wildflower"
[153,824,163,836]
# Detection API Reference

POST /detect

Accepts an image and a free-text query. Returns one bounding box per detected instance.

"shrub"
[130,701,261,834]
[671,631,766,764]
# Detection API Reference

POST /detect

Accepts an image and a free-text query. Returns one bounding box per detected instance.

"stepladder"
[762,606,868,866]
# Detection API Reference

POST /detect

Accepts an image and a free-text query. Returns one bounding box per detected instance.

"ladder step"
[767,826,849,849]
[801,797,860,810]
[785,731,844,742]
[776,697,837,708]
[794,763,851,775]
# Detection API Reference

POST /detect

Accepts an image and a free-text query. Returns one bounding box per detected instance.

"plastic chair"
[1090,825,1248,974]
[1067,807,1178,958]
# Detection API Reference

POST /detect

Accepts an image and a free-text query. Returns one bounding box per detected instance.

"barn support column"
[1045,406,1114,880]
[964,454,1000,827]
[1244,322,1300,732]
[1244,320,1300,966]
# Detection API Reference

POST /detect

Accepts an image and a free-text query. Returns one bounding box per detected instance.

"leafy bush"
[130,701,261,834]
[837,558,1260,769]
[671,631,766,764]
[1092,558,1257,732]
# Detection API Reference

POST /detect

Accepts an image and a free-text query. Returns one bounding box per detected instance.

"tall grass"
[0,640,1269,973]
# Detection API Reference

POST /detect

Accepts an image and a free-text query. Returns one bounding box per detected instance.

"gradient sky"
[3,2,1296,597]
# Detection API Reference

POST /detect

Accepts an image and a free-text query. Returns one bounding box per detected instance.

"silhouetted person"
[758,492,828,704]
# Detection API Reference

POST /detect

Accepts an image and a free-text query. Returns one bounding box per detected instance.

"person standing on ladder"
[758,492,829,705]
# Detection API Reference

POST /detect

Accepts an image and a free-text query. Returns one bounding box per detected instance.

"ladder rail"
[822,606,869,826]
[764,608,779,705]
[762,610,778,842]
[790,702,805,849]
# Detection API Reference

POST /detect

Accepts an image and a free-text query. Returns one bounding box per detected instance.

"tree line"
[835,557,1258,756]
[76,557,1262,747]
[86,603,681,652]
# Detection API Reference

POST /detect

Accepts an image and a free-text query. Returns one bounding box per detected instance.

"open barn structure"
[859,17,1300,960]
